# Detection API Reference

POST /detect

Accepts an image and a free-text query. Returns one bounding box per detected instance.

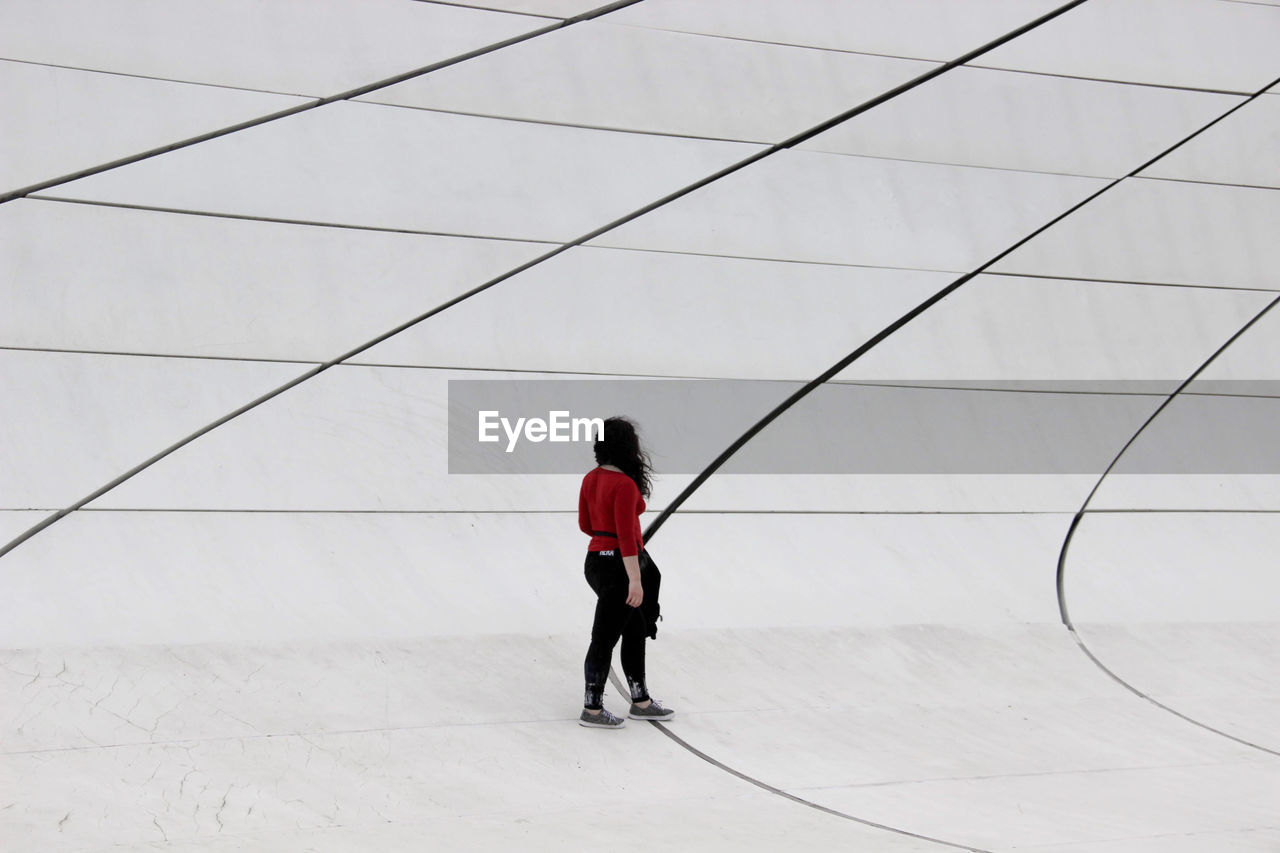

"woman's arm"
[578,479,593,536]
[613,480,644,606]
[622,554,643,607]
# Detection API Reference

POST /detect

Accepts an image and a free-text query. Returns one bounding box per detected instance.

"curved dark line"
[643,71,1280,541]
[0,0,646,205]
[604,673,991,852]
[0,0,1091,562]
[1067,628,1280,758]
[1054,292,1280,758]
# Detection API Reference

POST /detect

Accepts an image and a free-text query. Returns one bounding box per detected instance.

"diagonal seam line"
[31,194,1280,297]
[27,195,563,245]
[0,0,646,205]
[0,56,316,99]
[640,68,1280,542]
[614,21,1256,98]
[1134,174,1280,193]
[409,0,563,20]
[0,0,1091,562]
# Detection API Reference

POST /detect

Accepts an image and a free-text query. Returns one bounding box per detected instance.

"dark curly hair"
[593,416,653,498]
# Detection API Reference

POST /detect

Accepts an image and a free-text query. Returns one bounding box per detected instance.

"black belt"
[592,530,617,538]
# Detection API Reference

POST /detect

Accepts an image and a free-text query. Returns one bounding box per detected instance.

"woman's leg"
[583,552,629,710]
[619,613,649,704]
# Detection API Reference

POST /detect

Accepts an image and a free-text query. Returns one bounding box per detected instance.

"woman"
[577,416,674,729]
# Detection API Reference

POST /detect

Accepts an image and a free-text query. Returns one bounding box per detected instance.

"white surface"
[593,149,1107,270]
[646,627,1279,850]
[1067,512,1280,748]
[10,503,1276,846]
[0,199,547,361]
[76,361,1120,515]
[802,66,1242,177]
[0,62,307,194]
[83,364,593,513]
[1,511,581,646]
[6,0,1280,850]
[2,636,949,852]
[678,473,1099,513]
[0,351,1114,516]
[46,101,762,241]
[7,615,1278,850]
[1073,622,1280,751]
[0,0,543,96]
[835,274,1271,381]
[1142,95,1280,188]
[806,761,1280,850]
[1066,512,1280,623]
[359,246,953,378]
[0,512,48,545]
[361,21,936,142]
[0,350,301,509]
[1091,474,1280,512]
[81,361,826,513]
[1198,304,1280,379]
[992,179,1280,290]
[980,0,1280,92]
[0,511,1069,647]
[609,0,1067,60]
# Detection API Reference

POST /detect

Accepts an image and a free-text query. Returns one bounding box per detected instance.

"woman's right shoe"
[579,708,626,729]
[628,699,675,721]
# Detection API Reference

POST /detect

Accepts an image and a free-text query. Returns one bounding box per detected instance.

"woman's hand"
[623,554,643,607]
[626,578,644,608]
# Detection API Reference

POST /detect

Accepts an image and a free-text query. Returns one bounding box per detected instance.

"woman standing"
[578,416,674,729]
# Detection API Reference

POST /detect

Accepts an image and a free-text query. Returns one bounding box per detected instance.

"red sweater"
[578,467,646,557]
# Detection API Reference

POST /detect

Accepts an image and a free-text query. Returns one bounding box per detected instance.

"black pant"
[582,549,658,710]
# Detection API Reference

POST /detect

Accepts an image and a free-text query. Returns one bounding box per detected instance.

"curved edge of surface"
[1055,293,1280,757]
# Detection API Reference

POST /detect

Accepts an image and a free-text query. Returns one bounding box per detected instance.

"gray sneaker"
[579,708,626,729]
[628,699,675,721]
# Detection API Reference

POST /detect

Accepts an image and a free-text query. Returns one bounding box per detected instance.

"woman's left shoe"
[628,699,675,721]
